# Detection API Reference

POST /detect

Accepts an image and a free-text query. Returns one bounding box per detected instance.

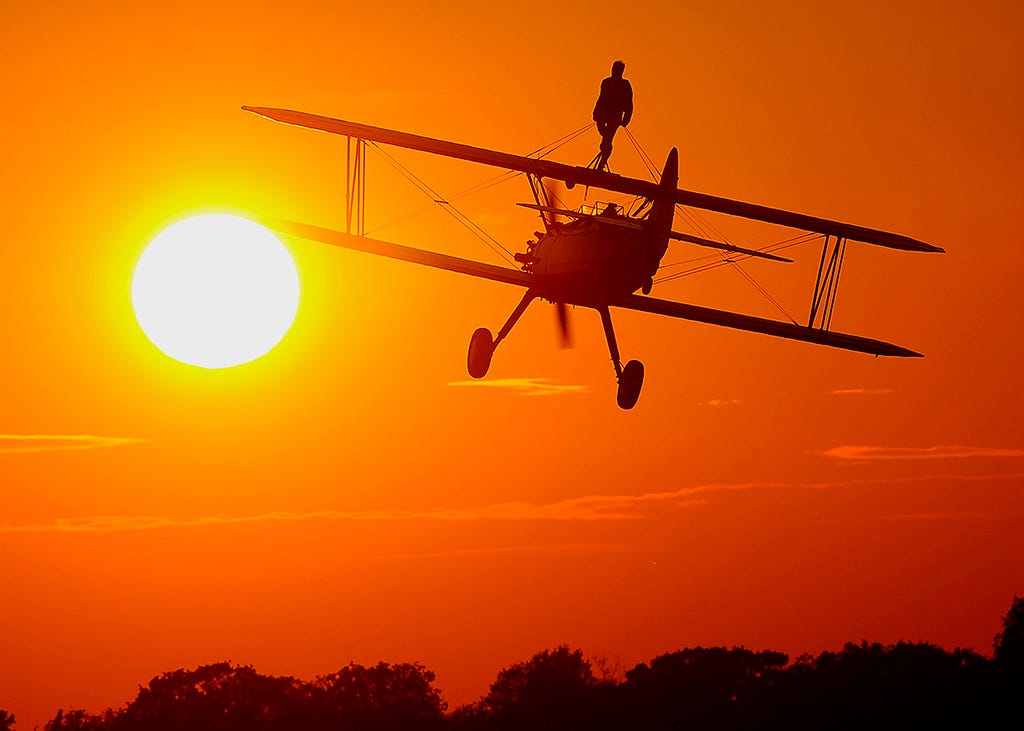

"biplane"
[243,106,943,409]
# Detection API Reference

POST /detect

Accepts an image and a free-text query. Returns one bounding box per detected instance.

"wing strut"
[346,136,367,235]
[809,235,847,330]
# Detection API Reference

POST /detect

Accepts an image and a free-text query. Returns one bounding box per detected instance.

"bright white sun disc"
[132,214,300,368]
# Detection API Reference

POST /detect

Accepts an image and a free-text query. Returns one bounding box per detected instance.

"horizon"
[11,595,1022,726]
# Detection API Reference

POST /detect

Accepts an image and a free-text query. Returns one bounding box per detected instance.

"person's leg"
[598,121,617,169]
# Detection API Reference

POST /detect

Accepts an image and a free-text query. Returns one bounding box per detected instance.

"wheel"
[467,327,494,378]
[616,359,644,410]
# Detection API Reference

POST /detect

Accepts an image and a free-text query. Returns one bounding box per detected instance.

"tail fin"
[648,147,679,264]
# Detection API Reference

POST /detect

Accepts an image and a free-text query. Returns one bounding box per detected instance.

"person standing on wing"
[593,60,633,170]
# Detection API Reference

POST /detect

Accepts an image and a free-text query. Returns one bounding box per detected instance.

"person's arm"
[622,81,633,126]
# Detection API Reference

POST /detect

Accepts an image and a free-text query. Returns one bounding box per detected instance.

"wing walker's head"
[612,60,625,78]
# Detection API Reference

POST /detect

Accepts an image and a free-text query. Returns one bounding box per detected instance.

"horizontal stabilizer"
[668,230,791,262]
[615,293,923,358]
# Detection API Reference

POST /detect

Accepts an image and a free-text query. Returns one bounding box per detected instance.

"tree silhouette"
[44,708,108,731]
[311,661,446,730]
[771,641,989,731]
[0,710,14,731]
[986,595,1024,724]
[16,596,1024,731]
[456,646,606,731]
[994,594,1024,672]
[112,662,305,731]
[623,646,788,730]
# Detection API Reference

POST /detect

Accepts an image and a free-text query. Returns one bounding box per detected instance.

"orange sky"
[2,1,1023,728]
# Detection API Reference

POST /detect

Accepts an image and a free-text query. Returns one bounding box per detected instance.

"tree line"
[4,596,1021,731]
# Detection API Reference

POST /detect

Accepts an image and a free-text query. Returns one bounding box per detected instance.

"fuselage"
[527,147,679,307]
[530,216,664,306]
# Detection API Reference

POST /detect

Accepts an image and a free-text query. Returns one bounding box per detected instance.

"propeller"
[541,179,574,348]
[555,301,573,349]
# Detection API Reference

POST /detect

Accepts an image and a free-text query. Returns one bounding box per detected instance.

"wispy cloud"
[819,445,1024,461]
[702,398,741,407]
[0,512,342,533]
[5,472,1023,535]
[381,542,632,561]
[876,511,1024,522]
[0,495,709,534]
[0,434,145,454]
[447,377,589,396]
[830,388,897,396]
[0,482,771,534]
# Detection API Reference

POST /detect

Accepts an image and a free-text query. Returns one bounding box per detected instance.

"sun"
[132,214,300,368]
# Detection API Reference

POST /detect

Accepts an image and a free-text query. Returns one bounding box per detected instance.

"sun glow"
[132,214,300,368]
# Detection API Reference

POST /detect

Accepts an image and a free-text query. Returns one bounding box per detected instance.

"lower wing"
[268,220,921,358]
[264,219,533,288]
[615,294,921,357]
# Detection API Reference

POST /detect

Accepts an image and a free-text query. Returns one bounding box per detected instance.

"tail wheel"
[467,328,494,379]
[616,359,645,410]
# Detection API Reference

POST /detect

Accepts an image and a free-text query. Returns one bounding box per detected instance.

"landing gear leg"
[467,289,536,378]
[598,306,644,410]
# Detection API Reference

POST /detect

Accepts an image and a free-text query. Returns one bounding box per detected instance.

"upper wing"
[614,293,922,358]
[670,189,942,253]
[265,219,534,288]
[244,105,650,195]
[244,106,943,253]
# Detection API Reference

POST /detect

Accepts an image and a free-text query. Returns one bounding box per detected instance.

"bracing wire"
[367,142,516,264]
[622,126,804,325]
[623,127,660,179]
[674,205,798,323]
[365,124,592,238]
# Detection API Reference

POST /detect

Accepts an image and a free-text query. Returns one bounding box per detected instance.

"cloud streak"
[4,472,1022,535]
[819,445,1024,461]
[0,496,709,534]
[381,542,633,561]
[0,434,145,454]
[447,377,589,397]
[876,511,1024,522]
[830,388,897,395]
[702,399,742,407]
